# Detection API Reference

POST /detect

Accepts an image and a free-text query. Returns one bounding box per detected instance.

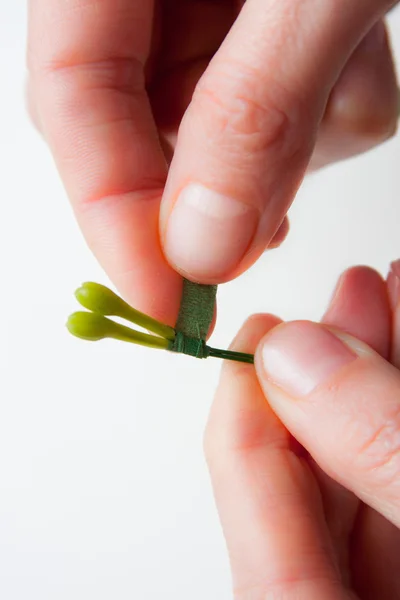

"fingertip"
[205,313,283,459]
[255,320,359,399]
[163,183,260,284]
[323,265,391,358]
[228,313,283,355]
[254,319,400,528]
[312,21,399,168]
[331,21,398,140]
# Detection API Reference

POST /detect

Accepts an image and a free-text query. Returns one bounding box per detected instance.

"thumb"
[255,320,400,528]
[160,0,393,283]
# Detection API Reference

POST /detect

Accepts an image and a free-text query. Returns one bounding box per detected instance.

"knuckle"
[25,55,144,136]
[29,53,143,94]
[353,405,400,489]
[191,61,311,161]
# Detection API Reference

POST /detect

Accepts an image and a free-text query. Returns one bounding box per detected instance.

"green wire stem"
[207,347,254,364]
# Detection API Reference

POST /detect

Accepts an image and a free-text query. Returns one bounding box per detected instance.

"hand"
[205,260,400,599]
[27,1,398,325]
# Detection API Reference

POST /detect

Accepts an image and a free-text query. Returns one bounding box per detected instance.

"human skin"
[205,260,400,599]
[27,1,398,327]
[26,4,400,593]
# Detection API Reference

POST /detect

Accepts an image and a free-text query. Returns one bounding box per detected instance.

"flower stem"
[206,346,254,364]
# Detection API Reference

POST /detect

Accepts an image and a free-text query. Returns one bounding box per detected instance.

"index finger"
[28,0,182,325]
[205,315,344,598]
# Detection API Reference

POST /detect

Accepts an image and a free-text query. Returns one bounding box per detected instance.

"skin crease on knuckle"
[189,59,312,171]
[322,382,400,499]
[354,404,400,493]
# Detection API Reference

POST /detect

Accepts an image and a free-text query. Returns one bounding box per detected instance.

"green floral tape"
[168,279,217,358]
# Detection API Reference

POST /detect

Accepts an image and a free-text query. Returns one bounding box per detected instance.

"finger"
[388,259,400,368]
[323,266,391,359]
[315,266,390,579]
[160,0,392,283]
[28,0,181,325]
[205,315,346,599]
[255,321,400,528]
[352,506,400,599]
[310,21,399,170]
[26,78,42,134]
[321,265,400,599]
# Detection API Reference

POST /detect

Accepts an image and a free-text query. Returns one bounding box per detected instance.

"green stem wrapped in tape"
[168,279,253,363]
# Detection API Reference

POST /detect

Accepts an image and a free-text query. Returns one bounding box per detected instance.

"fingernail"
[388,260,400,310]
[165,184,259,280]
[260,321,356,397]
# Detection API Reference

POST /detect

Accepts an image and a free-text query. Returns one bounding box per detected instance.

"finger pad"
[323,266,391,359]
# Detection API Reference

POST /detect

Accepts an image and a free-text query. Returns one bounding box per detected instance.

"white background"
[1,4,399,600]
